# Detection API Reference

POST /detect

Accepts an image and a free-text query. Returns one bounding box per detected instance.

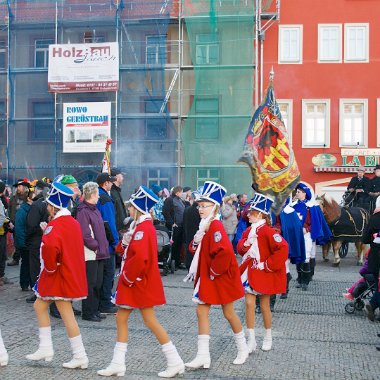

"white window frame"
[302,99,330,148]
[378,99,380,147]
[34,38,54,68]
[147,168,170,189]
[146,35,167,65]
[195,33,220,65]
[318,24,342,63]
[339,99,368,147]
[344,23,369,63]
[196,168,220,189]
[278,25,303,64]
[277,99,293,146]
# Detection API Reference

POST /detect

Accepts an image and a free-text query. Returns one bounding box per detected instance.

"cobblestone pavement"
[1,248,379,379]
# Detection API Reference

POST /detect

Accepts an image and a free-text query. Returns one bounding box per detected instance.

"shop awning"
[314,166,373,173]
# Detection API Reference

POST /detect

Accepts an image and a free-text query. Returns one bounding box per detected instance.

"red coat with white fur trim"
[114,219,166,308]
[237,223,288,294]
[37,215,88,299]
[189,219,244,305]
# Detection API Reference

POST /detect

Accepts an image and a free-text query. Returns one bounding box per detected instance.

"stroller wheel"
[354,299,365,311]
[170,259,176,274]
[345,302,355,314]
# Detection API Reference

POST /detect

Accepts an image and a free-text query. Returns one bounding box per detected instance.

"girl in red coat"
[184,181,248,370]
[237,193,288,353]
[26,182,89,369]
[98,186,184,378]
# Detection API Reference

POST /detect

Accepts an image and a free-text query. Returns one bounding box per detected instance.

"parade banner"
[238,82,300,214]
[63,102,111,153]
[48,42,119,93]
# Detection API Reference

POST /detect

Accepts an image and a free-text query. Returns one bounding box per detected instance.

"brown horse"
[317,194,369,266]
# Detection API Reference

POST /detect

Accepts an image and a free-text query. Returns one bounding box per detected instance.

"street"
[0,248,379,379]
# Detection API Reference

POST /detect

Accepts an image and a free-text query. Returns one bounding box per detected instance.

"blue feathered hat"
[249,193,273,215]
[46,182,74,209]
[129,186,159,214]
[296,182,312,201]
[198,181,226,205]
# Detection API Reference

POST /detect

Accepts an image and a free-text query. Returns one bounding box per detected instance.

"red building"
[264,0,380,199]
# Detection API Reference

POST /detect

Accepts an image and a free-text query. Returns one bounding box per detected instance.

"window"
[277,100,293,145]
[339,99,367,147]
[318,24,342,62]
[344,23,369,62]
[145,99,167,139]
[146,35,167,65]
[31,101,55,141]
[0,40,6,69]
[147,168,170,190]
[83,32,105,43]
[302,100,330,148]
[195,34,219,65]
[278,25,302,64]
[35,39,54,68]
[197,168,219,188]
[195,98,219,139]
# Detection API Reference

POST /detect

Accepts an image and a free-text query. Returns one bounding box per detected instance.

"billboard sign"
[63,102,111,153]
[48,42,119,93]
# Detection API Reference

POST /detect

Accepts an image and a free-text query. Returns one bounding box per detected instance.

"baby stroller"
[155,222,175,276]
[344,274,377,314]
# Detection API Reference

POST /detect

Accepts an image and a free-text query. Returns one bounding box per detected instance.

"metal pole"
[114,4,119,167]
[54,0,58,177]
[177,0,182,185]
[254,0,259,108]
[6,1,11,181]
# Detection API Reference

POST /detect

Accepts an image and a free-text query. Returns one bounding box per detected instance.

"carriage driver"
[292,183,332,291]
[368,164,380,213]
[346,166,370,209]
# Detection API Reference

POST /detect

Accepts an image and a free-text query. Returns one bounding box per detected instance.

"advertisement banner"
[48,42,119,93]
[63,102,111,153]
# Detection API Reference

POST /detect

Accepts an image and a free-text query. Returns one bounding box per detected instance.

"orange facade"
[263,0,380,192]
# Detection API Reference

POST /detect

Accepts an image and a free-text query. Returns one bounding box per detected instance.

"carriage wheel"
[344,302,355,314]
[354,299,365,311]
[339,242,349,258]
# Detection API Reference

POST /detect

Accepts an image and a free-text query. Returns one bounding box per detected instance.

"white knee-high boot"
[0,329,8,366]
[26,326,54,362]
[97,342,127,377]
[233,330,249,365]
[262,328,272,351]
[246,328,257,353]
[158,341,185,378]
[62,334,88,369]
[185,335,211,369]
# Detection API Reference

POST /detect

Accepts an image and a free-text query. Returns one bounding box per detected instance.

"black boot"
[49,302,61,319]
[296,264,302,288]
[310,258,316,280]
[301,262,311,291]
[280,272,292,299]
[255,296,261,314]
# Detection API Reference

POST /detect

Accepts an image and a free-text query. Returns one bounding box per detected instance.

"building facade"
[264,0,380,199]
[0,0,268,196]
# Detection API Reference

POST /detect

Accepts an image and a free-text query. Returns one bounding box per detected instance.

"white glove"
[40,222,47,232]
[193,230,205,244]
[257,262,264,270]
[122,231,133,246]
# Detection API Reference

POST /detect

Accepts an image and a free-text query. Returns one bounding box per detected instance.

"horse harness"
[328,207,369,238]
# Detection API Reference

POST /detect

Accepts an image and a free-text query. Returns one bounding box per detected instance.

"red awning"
[314,166,373,173]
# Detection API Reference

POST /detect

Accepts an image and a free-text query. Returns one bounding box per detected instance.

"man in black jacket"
[110,168,127,235]
[25,180,50,303]
[346,166,370,208]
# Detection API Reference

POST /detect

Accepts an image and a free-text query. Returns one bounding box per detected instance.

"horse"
[317,194,369,267]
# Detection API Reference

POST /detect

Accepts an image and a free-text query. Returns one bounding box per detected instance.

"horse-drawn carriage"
[318,193,369,266]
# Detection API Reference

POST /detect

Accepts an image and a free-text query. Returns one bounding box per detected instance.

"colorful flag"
[102,138,113,174]
[238,82,300,214]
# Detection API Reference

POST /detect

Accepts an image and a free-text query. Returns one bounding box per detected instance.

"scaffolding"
[0,0,279,196]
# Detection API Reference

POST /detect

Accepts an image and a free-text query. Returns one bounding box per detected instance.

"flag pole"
[269,66,274,82]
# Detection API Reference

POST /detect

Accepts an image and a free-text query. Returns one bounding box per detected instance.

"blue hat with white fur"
[249,193,273,215]
[198,181,226,205]
[46,182,74,209]
[129,186,159,214]
[296,182,312,201]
